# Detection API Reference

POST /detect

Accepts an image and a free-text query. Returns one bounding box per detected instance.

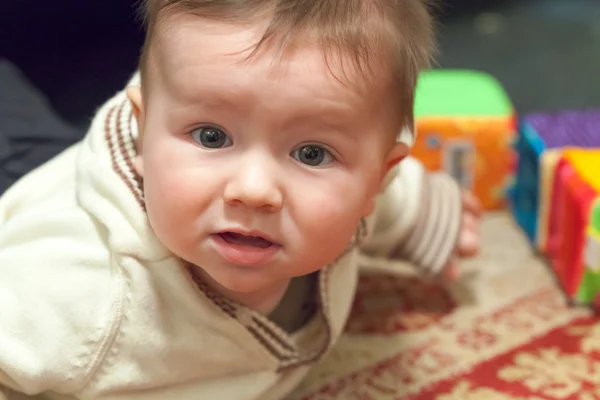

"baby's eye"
[191,127,232,149]
[291,145,334,167]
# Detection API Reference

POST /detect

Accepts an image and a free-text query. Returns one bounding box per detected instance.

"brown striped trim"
[114,104,145,207]
[186,265,238,319]
[250,316,297,354]
[187,261,332,370]
[105,104,145,210]
[273,264,334,371]
[185,263,302,360]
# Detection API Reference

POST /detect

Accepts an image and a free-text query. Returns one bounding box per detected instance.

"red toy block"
[545,157,575,269]
[555,174,598,297]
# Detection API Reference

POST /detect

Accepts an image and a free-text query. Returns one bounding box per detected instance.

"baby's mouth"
[218,232,274,249]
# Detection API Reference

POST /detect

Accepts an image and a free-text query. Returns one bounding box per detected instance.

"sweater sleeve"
[0,151,121,397]
[360,156,463,276]
[0,216,120,397]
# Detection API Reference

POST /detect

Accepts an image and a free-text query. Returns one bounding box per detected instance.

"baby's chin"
[195,265,292,313]
[191,260,289,292]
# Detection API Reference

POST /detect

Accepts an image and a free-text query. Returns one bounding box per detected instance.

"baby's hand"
[442,190,482,280]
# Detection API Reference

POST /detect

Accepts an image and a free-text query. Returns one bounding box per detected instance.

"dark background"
[1,0,600,131]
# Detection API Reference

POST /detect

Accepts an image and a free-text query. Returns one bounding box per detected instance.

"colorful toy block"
[412,69,516,210]
[577,199,600,306]
[511,110,600,243]
[545,149,600,299]
[535,149,566,251]
[545,156,577,268]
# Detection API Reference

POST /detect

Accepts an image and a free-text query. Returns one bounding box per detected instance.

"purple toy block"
[524,109,600,149]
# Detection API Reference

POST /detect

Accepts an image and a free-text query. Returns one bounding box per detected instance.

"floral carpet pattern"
[290,213,598,399]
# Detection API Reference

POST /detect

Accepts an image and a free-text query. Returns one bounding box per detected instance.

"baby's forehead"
[154,14,394,93]
[141,0,431,129]
[143,10,411,138]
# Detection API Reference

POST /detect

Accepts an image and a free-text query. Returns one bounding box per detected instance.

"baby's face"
[131,14,405,300]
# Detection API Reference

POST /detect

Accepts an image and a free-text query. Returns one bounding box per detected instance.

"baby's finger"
[462,191,483,218]
[441,258,460,281]
[457,228,479,258]
[462,212,479,232]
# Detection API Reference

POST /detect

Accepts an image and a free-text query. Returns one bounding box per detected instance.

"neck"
[195,269,291,315]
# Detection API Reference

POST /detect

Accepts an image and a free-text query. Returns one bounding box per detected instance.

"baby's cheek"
[144,172,186,216]
[143,170,200,242]
[148,165,210,210]
[299,195,363,251]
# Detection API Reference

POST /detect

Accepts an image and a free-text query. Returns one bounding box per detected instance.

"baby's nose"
[223,161,283,212]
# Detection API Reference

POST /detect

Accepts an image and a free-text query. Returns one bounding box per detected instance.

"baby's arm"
[360,155,472,277]
[0,213,116,399]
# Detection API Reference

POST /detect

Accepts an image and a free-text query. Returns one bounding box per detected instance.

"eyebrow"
[175,85,354,118]
[171,86,243,108]
[288,108,355,127]
[283,109,366,143]
[168,78,364,132]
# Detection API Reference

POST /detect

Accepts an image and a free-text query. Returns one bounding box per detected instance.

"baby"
[0,0,481,399]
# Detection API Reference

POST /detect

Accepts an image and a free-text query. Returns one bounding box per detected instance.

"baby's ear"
[361,142,411,218]
[126,86,144,131]
[382,142,410,178]
[126,86,145,177]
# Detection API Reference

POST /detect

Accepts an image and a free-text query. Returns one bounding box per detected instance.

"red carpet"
[290,213,597,399]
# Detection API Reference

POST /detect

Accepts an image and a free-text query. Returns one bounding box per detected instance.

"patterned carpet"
[290,213,598,399]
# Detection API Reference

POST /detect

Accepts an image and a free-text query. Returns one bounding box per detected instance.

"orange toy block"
[412,70,517,210]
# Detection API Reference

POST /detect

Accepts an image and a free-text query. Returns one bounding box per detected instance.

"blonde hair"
[137,0,435,131]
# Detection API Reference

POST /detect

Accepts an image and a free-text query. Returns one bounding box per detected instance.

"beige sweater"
[0,76,462,400]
